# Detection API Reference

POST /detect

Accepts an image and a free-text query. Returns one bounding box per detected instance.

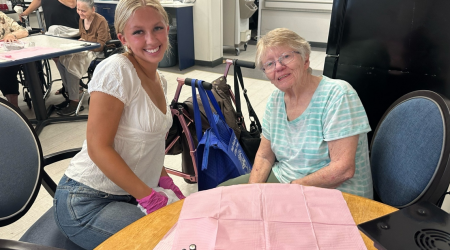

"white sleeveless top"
[65,54,173,195]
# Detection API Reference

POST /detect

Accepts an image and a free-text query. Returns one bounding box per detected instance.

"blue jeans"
[54,175,145,249]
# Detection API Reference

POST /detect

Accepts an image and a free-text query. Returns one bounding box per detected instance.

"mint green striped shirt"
[263,76,373,198]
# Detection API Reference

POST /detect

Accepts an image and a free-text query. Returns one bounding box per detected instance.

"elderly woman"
[221,28,373,198]
[0,11,29,107]
[54,0,111,116]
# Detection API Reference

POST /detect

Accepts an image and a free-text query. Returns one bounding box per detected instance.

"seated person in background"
[220,28,373,199]
[54,0,111,116]
[0,11,29,108]
[53,0,185,248]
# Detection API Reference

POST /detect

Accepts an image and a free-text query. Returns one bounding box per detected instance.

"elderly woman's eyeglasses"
[262,51,300,73]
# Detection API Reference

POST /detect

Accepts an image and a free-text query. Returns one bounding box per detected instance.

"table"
[94,1,195,71]
[95,192,398,250]
[0,34,100,135]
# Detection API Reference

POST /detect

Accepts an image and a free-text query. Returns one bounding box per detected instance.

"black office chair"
[370,90,450,209]
[0,98,84,250]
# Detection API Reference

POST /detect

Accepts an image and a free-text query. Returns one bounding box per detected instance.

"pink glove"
[136,189,168,215]
[158,176,186,200]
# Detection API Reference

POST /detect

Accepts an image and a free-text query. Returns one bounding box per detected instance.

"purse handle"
[233,60,262,133]
[191,78,226,142]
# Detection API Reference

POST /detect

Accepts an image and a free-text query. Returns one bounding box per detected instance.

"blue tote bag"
[191,79,252,191]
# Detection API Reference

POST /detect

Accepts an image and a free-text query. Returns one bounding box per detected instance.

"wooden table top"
[95,192,398,250]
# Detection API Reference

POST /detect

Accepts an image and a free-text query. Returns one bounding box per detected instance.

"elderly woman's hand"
[3,34,17,43]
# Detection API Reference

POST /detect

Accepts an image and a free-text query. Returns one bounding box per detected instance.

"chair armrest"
[43,148,81,166]
[103,40,123,58]
[0,239,64,250]
[41,148,81,197]
[28,28,42,35]
[105,39,121,46]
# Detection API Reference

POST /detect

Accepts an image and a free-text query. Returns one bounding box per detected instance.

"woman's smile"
[277,73,292,81]
[144,46,160,54]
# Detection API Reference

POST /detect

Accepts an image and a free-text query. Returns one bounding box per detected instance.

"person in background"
[20,0,79,100]
[20,0,78,30]
[53,0,184,248]
[220,28,373,199]
[0,11,29,107]
[54,0,111,115]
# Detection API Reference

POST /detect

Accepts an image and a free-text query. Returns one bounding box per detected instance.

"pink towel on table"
[155,184,367,250]
[0,47,62,60]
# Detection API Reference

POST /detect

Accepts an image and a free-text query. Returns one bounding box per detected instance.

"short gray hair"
[77,0,95,9]
[255,28,312,74]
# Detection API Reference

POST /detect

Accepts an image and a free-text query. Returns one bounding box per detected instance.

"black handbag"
[233,61,262,165]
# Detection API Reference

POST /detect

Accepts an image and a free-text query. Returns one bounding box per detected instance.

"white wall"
[259,0,332,43]
[193,0,223,62]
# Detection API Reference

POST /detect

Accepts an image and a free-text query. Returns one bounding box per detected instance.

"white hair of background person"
[77,0,95,8]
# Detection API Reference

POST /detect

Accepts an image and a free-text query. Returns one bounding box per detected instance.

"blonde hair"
[255,28,312,74]
[115,0,169,34]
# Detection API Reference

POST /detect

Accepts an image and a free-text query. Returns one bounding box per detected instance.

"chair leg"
[75,91,86,116]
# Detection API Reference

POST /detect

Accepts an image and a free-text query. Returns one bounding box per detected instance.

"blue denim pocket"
[69,187,112,222]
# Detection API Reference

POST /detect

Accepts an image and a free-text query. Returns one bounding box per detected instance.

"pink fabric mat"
[156,184,367,250]
[0,47,62,61]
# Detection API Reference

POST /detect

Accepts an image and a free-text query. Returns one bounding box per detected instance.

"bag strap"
[191,79,204,142]
[191,79,225,139]
[198,80,225,137]
[234,63,263,133]
[234,64,243,119]
[206,90,226,121]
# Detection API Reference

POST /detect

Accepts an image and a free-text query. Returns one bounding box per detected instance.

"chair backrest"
[103,25,123,58]
[371,90,450,208]
[0,98,44,227]
[108,24,118,40]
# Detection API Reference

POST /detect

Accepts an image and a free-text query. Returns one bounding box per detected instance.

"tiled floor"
[2,43,450,243]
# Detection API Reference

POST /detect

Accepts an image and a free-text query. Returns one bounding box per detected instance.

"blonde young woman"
[53,0,185,248]
[221,28,373,199]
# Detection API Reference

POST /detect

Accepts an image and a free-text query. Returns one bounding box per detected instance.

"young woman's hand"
[136,189,168,215]
[158,176,186,200]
